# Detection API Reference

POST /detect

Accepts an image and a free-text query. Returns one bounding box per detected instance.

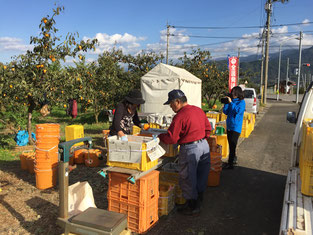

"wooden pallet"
[280,167,313,235]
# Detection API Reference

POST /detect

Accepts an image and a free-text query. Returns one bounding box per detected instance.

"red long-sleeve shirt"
[158,105,211,145]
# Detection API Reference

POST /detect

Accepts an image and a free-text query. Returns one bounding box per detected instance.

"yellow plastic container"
[158,182,176,216]
[161,143,179,157]
[220,113,227,122]
[301,119,313,162]
[159,171,186,205]
[149,123,161,129]
[132,125,141,135]
[216,134,229,159]
[65,125,84,146]
[206,112,220,123]
[240,119,251,138]
[300,119,313,179]
[106,136,159,171]
[301,160,313,196]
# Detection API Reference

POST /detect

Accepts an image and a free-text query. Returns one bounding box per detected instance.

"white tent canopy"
[141,63,202,115]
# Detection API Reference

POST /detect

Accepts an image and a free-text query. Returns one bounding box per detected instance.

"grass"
[0,149,19,161]
[0,106,111,159]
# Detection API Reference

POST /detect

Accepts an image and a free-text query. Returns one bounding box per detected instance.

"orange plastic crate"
[108,171,159,207]
[108,197,159,234]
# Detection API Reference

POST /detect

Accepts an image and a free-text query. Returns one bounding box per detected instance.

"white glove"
[120,135,128,141]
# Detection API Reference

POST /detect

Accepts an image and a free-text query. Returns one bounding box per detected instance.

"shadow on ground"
[149,166,286,235]
[0,195,63,234]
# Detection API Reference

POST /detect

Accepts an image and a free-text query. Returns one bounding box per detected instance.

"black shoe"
[177,201,190,212]
[222,163,234,170]
[178,200,200,216]
[233,156,238,165]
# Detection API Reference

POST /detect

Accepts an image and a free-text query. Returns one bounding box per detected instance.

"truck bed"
[280,167,313,235]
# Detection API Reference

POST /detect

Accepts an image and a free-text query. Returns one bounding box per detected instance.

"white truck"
[280,81,313,235]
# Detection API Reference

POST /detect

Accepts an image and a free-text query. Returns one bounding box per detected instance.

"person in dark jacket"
[109,89,145,140]
[158,89,212,216]
[222,86,246,169]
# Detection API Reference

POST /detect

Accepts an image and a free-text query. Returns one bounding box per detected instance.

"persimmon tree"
[0,6,97,144]
[177,49,228,108]
[122,51,164,88]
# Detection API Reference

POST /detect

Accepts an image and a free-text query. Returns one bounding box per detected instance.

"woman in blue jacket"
[222,86,245,169]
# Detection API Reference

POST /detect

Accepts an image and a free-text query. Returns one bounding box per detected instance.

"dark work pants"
[178,139,210,200]
[227,130,241,165]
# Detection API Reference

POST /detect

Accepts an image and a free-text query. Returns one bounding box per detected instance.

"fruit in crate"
[143,124,150,130]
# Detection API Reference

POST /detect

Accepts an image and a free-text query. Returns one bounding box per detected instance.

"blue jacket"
[223,98,246,133]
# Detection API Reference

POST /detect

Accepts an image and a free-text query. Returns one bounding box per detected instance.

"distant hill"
[215,46,313,86]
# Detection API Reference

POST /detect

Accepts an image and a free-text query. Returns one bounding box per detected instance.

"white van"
[243,88,259,114]
[280,81,313,234]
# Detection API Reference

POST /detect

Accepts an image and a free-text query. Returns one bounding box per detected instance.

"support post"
[166,23,170,64]
[263,0,272,105]
[276,43,282,100]
[296,31,303,104]
[285,57,289,94]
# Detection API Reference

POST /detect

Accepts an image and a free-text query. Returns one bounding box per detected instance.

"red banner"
[228,56,238,93]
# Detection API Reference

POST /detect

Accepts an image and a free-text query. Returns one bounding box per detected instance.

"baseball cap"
[163,89,186,105]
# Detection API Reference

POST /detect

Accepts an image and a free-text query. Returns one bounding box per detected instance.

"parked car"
[243,88,259,114]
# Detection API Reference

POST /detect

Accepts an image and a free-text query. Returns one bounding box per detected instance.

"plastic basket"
[108,197,158,234]
[106,135,161,171]
[159,170,186,205]
[206,112,220,123]
[158,182,176,217]
[220,113,227,122]
[108,171,159,207]
[65,125,84,146]
[301,161,313,196]
[216,134,229,159]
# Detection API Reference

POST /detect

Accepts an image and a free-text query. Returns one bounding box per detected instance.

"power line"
[169,34,260,39]
[170,21,313,30]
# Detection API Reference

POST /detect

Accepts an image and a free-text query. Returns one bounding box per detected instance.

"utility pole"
[285,57,289,94]
[263,0,272,105]
[296,31,303,104]
[166,23,170,64]
[260,31,265,104]
[276,43,282,100]
[237,47,240,85]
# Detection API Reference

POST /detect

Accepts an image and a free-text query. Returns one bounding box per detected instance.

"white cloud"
[160,28,190,43]
[0,37,33,52]
[83,33,146,55]
[302,19,310,25]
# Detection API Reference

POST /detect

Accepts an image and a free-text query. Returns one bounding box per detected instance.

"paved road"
[149,100,299,235]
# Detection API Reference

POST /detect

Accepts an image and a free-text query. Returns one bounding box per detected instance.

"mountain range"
[218,46,313,85]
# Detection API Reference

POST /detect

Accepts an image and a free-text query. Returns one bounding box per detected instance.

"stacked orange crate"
[107,170,159,234]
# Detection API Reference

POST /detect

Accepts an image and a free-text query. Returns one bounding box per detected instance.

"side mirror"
[287,112,297,123]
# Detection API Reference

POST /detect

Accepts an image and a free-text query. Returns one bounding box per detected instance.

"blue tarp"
[15,130,36,146]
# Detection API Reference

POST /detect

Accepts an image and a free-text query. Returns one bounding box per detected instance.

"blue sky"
[1,0,313,64]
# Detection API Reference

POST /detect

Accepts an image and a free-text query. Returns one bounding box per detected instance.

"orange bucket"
[35,167,58,190]
[208,170,221,187]
[74,149,87,164]
[20,151,35,171]
[35,123,60,173]
[208,152,222,187]
[36,123,60,136]
[26,156,35,174]
[84,149,101,167]
[19,153,28,170]
[34,159,58,170]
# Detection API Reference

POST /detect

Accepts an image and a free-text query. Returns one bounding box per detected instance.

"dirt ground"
[0,99,300,235]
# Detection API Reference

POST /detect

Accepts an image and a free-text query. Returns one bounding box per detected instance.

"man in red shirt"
[158,89,211,215]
